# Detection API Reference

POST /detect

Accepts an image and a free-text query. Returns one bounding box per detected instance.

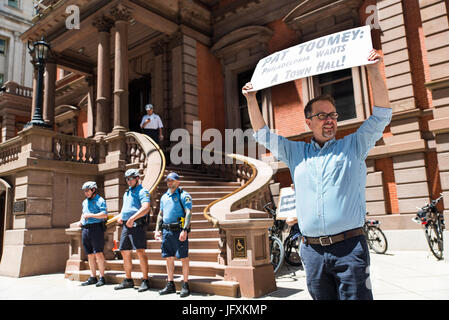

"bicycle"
[283,222,302,266]
[363,213,388,254]
[263,202,285,274]
[413,194,445,260]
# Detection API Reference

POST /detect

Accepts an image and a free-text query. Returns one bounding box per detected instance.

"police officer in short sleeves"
[155,172,193,297]
[114,169,151,292]
[78,181,108,287]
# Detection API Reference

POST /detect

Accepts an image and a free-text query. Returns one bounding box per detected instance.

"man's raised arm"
[365,50,390,109]
[242,82,266,131]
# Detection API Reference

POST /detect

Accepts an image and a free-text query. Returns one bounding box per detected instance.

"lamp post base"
[24,120,52,129]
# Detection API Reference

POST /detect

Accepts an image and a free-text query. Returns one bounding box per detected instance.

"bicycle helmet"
[81,181,97,190]
[124,169,140,178]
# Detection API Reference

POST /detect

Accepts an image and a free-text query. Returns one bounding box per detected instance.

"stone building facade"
[0,0,448,277]
[0,0,34,87]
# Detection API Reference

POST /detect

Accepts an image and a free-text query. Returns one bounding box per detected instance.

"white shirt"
[140,114,163,129]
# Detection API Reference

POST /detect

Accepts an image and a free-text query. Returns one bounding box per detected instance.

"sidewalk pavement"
[0,250,448,300]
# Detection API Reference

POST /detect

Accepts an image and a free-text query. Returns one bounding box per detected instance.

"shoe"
[180,282,190,298]
[114,278,134,290]
[138,279,150,292]
[81,277,97,286]
[159,281,176,295]
[96,277,106,287]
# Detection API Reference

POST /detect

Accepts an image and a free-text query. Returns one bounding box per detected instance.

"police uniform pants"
[161,229,188,259]
[82,223,105,254]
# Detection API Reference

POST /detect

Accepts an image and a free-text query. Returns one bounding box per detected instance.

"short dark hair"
[304,94,336,119]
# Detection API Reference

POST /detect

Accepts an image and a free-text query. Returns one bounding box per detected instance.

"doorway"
[129,75,151,133]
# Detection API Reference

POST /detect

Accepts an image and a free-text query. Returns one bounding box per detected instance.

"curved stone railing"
[203,153,273,227]
[105,132,166,226]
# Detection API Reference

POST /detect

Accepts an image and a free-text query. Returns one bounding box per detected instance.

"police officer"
[140,103,164,144]
[114,169,151,292]
[78,181,108,287]
[155,172,192,297]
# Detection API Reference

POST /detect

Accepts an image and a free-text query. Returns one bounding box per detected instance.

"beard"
[322,124,336,139]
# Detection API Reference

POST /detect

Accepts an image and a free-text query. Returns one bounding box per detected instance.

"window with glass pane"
[8,0,19,8]
[237,69,262,130]
[0,39,5,55]
[317,69,356,122]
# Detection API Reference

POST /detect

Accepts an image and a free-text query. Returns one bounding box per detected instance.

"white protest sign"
[250,25,374,91]
[276,187,296,220]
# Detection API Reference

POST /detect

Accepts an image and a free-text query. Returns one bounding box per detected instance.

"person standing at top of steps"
[114,169,151,292]
[154,172,193,298]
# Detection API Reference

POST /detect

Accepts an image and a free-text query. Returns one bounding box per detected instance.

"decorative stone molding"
[283,0,363,40]
[211,26,273,59]
[110,4,132,22]
[93,15,114,33]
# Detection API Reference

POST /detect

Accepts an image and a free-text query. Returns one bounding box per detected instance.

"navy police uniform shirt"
[160,188,192,224]
[120,184,151,221]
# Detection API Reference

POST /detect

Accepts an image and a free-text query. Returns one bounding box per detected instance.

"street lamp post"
[26,38,51,128]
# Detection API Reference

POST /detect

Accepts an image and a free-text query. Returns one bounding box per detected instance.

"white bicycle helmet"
[81,181,97,190]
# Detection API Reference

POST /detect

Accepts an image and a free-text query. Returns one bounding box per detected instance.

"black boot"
[96,277,106,287]
[114,278,134,290]
[138,279,150,292]
[81,277,97,286]
[159,281,176,295]
[180,282,190,298]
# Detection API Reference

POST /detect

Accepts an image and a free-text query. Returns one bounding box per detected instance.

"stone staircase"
[65,166,243,297]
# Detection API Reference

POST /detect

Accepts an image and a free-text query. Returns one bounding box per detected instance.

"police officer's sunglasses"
[307,112,339,120]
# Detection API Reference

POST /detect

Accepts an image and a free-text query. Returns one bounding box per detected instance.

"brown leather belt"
[303,227,364,246]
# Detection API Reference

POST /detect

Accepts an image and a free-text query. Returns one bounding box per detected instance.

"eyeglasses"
[307,112,339,120]
[125,177,137,181]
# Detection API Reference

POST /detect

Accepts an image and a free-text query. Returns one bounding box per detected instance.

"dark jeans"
[300,234,373,300]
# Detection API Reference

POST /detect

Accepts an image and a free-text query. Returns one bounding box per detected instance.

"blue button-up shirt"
[254,106,392,237]
[120,184,151,221]
[160,188,192,224]
[82,194,107,225]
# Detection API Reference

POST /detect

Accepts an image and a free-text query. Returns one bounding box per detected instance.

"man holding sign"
[242,44,391,300]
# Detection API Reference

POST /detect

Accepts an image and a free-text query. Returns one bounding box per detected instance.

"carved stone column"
[85,76,95,138]
[93,15,113,137]
[43,58,56,127]
[111,5,131,132]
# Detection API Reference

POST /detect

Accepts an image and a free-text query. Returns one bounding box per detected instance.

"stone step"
[146,238,220,249]
[148,219,214,229]
[105,259,225,278]
[146,228,219,240]
[65,270,239,297]
[159,186,239,193]
[179,181,241,187]
[131,248,220,262]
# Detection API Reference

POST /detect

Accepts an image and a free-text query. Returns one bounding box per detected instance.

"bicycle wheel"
[284,236,302,266]
[425,221,443,260]
[366,226,388,254]
[270,235,284,274]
